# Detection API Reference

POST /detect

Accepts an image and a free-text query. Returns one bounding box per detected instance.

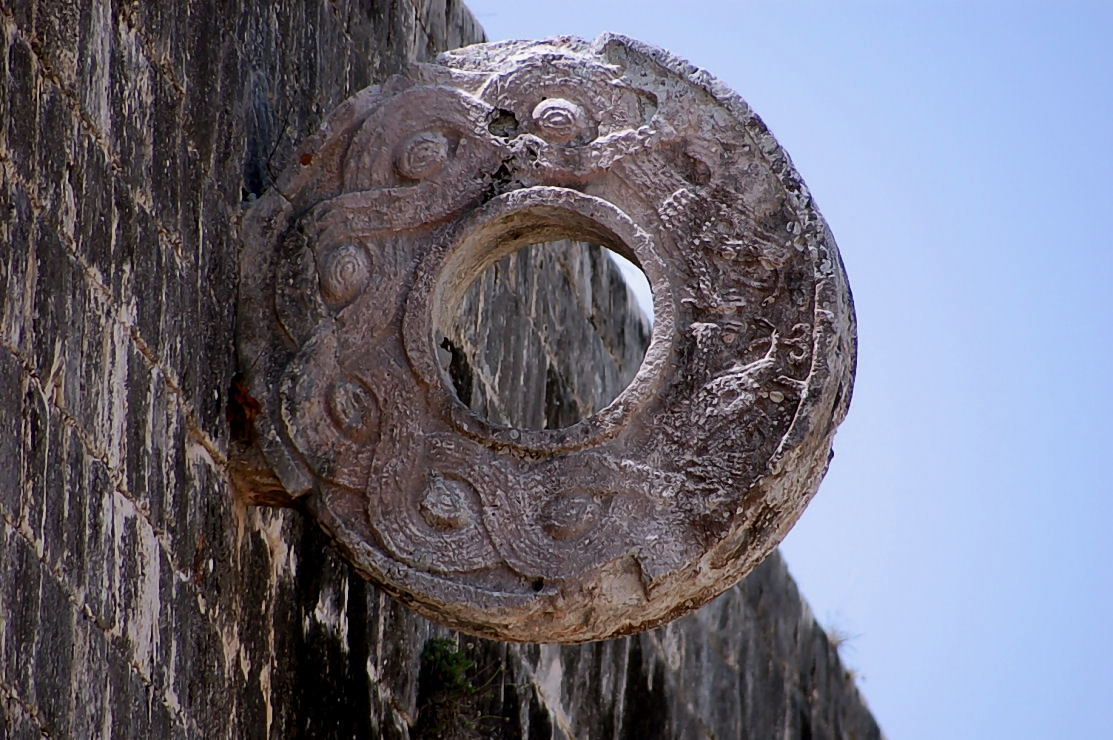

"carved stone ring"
[237,35,856,642]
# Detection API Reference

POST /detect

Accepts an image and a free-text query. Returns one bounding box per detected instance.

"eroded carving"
[236,35,856,642]
[531,98,589,143]
[318,243,371,306]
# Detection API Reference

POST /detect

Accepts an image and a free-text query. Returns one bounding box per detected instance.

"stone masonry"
[442,241,651,433]
[0,1,879,737]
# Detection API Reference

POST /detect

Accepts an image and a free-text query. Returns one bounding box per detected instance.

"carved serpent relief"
[236,35,856,642]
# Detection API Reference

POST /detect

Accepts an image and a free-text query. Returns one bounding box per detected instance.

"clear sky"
[462,1,1113,737]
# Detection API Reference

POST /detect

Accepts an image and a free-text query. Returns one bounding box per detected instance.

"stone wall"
[0,1,879,737]
[440,241,651,431]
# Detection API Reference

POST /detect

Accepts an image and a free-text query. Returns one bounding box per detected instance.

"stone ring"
[236,35,856,642]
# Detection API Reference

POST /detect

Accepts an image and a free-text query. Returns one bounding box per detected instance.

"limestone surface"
[237,35,856,642]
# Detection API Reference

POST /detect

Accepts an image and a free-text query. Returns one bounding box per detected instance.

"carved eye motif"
[395,130,450,180]
[319,243,371,305]
[531,98,588,143]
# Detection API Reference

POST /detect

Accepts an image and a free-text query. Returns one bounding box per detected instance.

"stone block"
[0,354,22,522]
[32,570,75,736]
[0,523,43,702]
[5,35,38,185]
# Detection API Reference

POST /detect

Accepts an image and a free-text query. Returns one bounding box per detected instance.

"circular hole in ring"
[432,207,654,431]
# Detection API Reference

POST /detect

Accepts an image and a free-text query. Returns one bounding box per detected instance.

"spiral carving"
[395,130,450,180]
[318,243,370,305]
[531,98,588,143]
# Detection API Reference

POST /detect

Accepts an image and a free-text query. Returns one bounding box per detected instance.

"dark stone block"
[6,0,35,32]
[527,687,555,739]
[240,77,277,201]
[30,221,71,375]
[125,345,151,506]
[69,621,110,739]
[168,580,201,701]
[116,507,141,634]
[176,139,203,248]
[76,1,107,102]
[6,36,38,183]
[191,627,231,731]
[126,3,173,78]
[21,385,49,542]
[75,137,115,280]
[0,700,44,740]
[166,412,192,567]
[157,259,188,378]
[144,379,169,528]
[192,480,234,600]
[151,548,176,695]
[111,174,138,300]
[134,207,166,350]
[35,86,74,226]
[347,10,374,89]
[33,0,82,83]
[107,42,151,193]
[106,643,140,738]
[181,1,222,164]
[149,700,174,740]
[151,75,183,229]
[58,425,88,582]
[0,351,23,521]
[82,458,118,626]
[39,417,69,571]
[33,571,75,736]
[620,638,671,739]
[57,255,90,408]
[0,523,43,699]
[0,183,32,349]
[233,639,268,740]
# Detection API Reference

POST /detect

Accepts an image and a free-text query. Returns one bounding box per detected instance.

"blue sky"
[463,1,1113,737]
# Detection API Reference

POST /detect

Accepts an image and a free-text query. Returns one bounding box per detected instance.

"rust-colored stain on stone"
[235,35,856,642]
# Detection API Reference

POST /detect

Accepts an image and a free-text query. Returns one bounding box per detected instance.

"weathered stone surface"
[237,36,856,642]
[1,2,876,736]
